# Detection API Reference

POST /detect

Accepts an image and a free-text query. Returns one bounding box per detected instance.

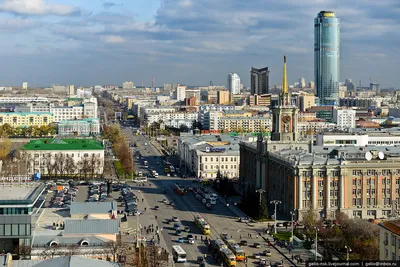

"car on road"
[170,201,175,206]
[166,173,171,177]
[177,237,185,243]
[184,226,190,232]
[253,243,261,248]
[172,216,179,222]
[173,174,177,177]
[187,235,194,244]
[162,199,168,204]
[173,223,181,230]
[263,250,272,256]
[253,253,261,259]
[154,206,160,210]
[240,240,248,246]
[206,203,212,210]
[197,256,204,264]
[276,222,284,227]
[175,230,182,236]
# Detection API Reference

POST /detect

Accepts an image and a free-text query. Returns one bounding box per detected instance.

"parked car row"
[118,185,142,216]
[49,186,77,208]
[87,182,107,202]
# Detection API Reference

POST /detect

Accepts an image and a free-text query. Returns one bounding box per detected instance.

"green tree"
[259,193,269,221]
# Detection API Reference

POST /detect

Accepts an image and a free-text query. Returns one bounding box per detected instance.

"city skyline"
[0,0,398,88]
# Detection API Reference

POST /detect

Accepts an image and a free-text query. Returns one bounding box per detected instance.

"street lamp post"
[344,245,351,261]
[290,210,295,244]
[256,189,266,222]
[270,200,281,234]
[314,226,319,261]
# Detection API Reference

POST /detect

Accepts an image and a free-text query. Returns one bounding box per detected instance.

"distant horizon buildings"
[250,67,269,95]
[315,11,340,106]
[227,73,241,95]
[22,82,28,90]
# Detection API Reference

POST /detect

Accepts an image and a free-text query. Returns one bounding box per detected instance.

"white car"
[167,173,171,177]
[187,235,194,244]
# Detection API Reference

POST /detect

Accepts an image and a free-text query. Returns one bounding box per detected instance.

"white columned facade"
[298,176,303,209]
[312,172,317,209]
[340,175,345,209]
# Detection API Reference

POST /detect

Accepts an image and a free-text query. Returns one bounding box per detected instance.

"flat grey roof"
[0,185,37,200]
[0,183,45,205]
[64,219,119,235]
[70,202,117,215]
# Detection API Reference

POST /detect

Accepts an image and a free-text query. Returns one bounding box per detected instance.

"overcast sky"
[0,0,398,88]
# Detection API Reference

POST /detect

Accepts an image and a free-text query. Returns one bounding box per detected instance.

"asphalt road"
[121,127,290,267]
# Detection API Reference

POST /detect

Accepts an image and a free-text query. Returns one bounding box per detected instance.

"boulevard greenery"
[103,123,135,178]
[302,209,379,260]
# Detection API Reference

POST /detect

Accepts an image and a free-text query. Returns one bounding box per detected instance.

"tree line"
[0,124,56,138]
[17,151,103,179]
[103,124,134,178]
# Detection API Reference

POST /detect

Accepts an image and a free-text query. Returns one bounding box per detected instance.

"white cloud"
[0,0,79,16]
[104,35,126,44]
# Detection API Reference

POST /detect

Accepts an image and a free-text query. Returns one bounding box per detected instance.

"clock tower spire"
[271,56,299,142]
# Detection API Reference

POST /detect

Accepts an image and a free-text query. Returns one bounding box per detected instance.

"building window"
[318,180,323,187]
[392,235,396,246]
[4,225,11,236]
[221,158,224,162]
[12,224,18,236]
[204,157,207,162]
[210,158,213,162]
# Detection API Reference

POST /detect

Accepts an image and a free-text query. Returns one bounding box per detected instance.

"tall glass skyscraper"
[314,11,340,106]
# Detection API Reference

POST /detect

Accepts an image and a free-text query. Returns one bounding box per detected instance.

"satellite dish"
[365,152,372,161]
[378,151,385,160]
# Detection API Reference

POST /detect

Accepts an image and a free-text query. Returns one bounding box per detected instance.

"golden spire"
[282,55,288,94]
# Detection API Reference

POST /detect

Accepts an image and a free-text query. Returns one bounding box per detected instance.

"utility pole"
[344,245,351,261]
[314,226,319,261]
[270,200,281,234]
[290,210,295,245]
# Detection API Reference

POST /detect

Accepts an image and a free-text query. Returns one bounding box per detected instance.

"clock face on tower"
[283,115,291,123]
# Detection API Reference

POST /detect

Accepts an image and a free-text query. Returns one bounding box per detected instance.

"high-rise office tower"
[299,77,306,88]
[250,67,269,95]
[227,73,241,95]
[314,11,340,106]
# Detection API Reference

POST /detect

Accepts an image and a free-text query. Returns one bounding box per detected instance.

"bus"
[172,245,187,263]
[174,183,185,195]
[220,248,236,267]
[194,214,211,235]
[226,239,246,261]
[214,239,228,252]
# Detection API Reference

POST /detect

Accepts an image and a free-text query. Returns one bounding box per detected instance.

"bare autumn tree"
[63,244,80,257]
[103,238,128,262]
[340,219,379,260]
[89,154,101,178]
[302,208,320,238]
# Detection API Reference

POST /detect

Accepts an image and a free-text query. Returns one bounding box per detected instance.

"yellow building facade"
[0,112,54,127]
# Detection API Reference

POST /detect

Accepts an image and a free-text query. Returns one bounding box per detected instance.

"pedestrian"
[239,235,242,239]
[144,207,147,212]
[256,235,259,239]
[155,215,158,219]
[142,198,144,202]
[195,235,197,240]
[201,236,203,241]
